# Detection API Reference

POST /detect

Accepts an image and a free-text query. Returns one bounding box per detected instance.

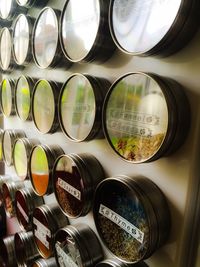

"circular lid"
[60,0,100,62]
[93,177,150,263]
[33,206,53,258]
[2,183,15,217]
[15,189,30,230]
[0,28,12,71]
[53,155,85,218]
[0,0,12,19]
[33,7,59,68]
[13,139,28,180]
[109,0,182,55]
[2,130,13,166]
[15,76,32,121]
[32,80,56,134]
[59,74,96,141]
[13,14,31,65]
[0,79,14,117]
[30,145,50,196]
[103,73,169,163]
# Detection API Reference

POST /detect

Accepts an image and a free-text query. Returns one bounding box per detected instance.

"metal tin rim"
[0,28,13,71]
[2,130,15,166]
[0,78,15,117]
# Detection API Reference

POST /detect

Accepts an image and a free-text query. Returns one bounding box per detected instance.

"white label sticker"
[55,243,79,267]
[17,201,29,223]
[99,204,144,244]
[58,178,81,201]
[33,217,51,249]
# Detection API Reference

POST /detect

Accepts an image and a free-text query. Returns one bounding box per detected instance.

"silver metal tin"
[102,72,190,163]
[0,78,15,117]
[32,203,69,259]
[95,259,148,267]
[53,153,105,218]
[54,224,103,267]
[58,73,110,142]
[0,28,14,72]
[32,79,60,134]
[109,0,200,57]
[0,235,17,267]
[0,174,12,205]
[93,175,171,264]
[0,0,21,21]
[16,0,49,8]
[59,0,116,63]
[32,258,58,267]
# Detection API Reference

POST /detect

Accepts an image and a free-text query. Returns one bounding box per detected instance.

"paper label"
[33,217,51,249]
[58,178,81,201]
[55,243,79,267]
[17,201,29,223]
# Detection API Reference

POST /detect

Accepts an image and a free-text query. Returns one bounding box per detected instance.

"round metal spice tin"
[12,14,34,66]
[32,79,60,134]
[15,187,44,231]
[2,180,24,217]
[32,7,70,69]
[15,75,35,121]
[53,153,105,218]
[0,28,14,71]
[16,0,49,8]
[59,73,110,142]
[14,231,40,267]
[13,137,40,180]
[0,174,12,205]
[93,175,171,264]
[32,258,58,267]
[2,129,26,166]
[0,235,17,267]
[30,144,64,196]
[103,72,190,163]
[32,203,69,259]
[0,78,15,117]
[0,0,19,20]
[55,224,103,267]
[60,0,116,63]
[95,259,148,267]
[109,0,200,57]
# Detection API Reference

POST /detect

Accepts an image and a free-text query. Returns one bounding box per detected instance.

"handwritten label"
[17,201,29,223]
[58,178,81,201]
[99,204,144,244]
[33,217,51,249]
[55,243,78,267]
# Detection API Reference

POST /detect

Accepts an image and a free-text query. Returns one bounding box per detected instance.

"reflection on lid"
[0,28,12,70]
[0,0,12,19]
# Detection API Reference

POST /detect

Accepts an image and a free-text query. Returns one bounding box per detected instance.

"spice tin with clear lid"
[103,72,190,163]
[95,259,148,267]
[0,28,14,72]
[55,224,103,267]
[32,79,60,134]
[0,78,15,117]
[14,231,40,267]
[2,180,25,217]
[33,203,69,259]
[32,258,57,267]
[16,0,49,8]
[109,0,200,57]
[93,175,171,264]
[30,144,64,196]
[15,187,44,231]
[2,129,26,166]
[13,137,40,180]
[0,0,20,21]
[59,73,110,142]
[60,0,116,63]
[53,153,105,218]
[0,235,17,267]
[0,174,12,205]
[32,7,71,69]
[15,75,35,121]
[12,14,35,66]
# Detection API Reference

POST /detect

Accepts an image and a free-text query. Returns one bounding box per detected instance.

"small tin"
[55,224,103,267]
[0,0,20,20]
[60,0,116,63]
[32,203,69,259]
[32,79,60,134]
[2,129,26,166]
[15,187,44,230]
[93,175,171,264]
[0,78,15,117]
[16,0,49,8]
[13,137,40,180]
[12,14,35,66]
[32,7,71,69]
[109,0,200,57]
[32,258,58,267]
[0,174,12,205]
[0,235,17,267]
[14,231,40,266]
[2,180,24,217]
[58,73,110,142]
[103,72,190,163]
[29,144,64,196]
[95,259,148,267]
[15,75,35,121]
[53,153,105,218]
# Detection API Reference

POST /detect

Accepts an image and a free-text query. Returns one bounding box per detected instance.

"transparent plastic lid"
[0,0,12,19]
[0,28,12,70]
[13,139,28,180]
[0,79,13,117]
